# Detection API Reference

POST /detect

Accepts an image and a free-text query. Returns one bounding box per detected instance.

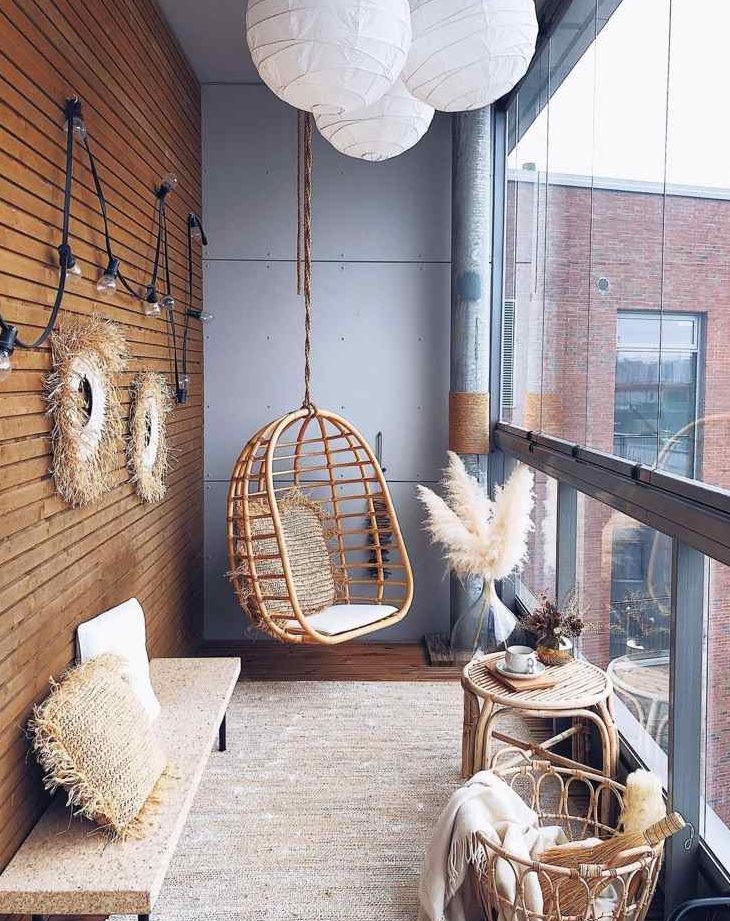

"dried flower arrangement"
[521,590,596,665]
[417,453,534,650]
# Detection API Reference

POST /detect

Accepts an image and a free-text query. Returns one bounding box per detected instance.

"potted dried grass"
[417,453,534,661]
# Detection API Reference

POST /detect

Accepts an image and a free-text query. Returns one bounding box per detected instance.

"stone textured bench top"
[0,656,240,916]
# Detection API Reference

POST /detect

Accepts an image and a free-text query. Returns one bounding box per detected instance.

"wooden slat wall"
[0,0,203,879]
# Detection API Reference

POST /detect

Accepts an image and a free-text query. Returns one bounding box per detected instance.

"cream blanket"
[418,771,574,921]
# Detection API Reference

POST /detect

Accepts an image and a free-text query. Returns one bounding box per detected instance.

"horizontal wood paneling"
[0,0,203,896]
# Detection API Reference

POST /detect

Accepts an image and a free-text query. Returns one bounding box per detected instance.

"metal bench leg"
[219,712,227,752]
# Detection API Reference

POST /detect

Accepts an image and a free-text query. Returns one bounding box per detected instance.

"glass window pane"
[578,495,671,777]
[612,312,700,474]
[657,0,730,490]
[585,0,670,457]
[617,315,661,351]
[703,558,730,864]
[540,3,596,444]
[504,48,549,430]
[513,470,557,605]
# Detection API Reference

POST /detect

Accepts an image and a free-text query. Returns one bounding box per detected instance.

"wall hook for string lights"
[0,97,82,382]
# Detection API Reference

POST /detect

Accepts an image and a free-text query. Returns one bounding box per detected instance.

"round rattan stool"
[461,652,619,779]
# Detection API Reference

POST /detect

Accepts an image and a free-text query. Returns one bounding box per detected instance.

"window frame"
[489,0,730,905]
[614,309,704,480]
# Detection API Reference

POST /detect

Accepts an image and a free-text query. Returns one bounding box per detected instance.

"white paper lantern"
[402,0,538,112]
[315,80,434,161]
[246,0,412,116]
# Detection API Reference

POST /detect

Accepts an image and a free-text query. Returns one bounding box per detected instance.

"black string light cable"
[0,97,82,380]
[85,122,205,406]
[178,212,211,405]
[160,203,182,400]
[0,93,206,407]
[81,126,176,314]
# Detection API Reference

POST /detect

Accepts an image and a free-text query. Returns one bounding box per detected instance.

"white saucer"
[496,659,546,680]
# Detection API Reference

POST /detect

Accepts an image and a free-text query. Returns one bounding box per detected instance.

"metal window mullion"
[488,104,507,496]
[664,538,705,916]
[556,480,577,605]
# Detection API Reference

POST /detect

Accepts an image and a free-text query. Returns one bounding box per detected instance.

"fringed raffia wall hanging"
[127,371,172,503]
[46,316,127,507]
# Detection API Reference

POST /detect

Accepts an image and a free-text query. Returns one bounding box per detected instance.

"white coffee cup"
[504,645,537,675]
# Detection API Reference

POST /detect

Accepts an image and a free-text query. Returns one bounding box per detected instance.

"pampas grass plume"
[417,453,534,583]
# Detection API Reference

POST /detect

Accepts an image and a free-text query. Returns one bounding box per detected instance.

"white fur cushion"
[76,598,160,722]
[305,604,398,636]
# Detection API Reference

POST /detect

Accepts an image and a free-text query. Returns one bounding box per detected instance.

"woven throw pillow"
[28,654,168,839]
[238,490,336,618]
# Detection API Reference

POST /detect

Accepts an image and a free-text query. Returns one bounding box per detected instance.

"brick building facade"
[507,174,730,822]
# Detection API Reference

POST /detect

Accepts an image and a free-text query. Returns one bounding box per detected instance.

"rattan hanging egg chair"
[227,407,413,643]
[226,113,413,644]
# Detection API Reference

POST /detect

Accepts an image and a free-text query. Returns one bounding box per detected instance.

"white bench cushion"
[306,603,398,636]
[76,598,160,721]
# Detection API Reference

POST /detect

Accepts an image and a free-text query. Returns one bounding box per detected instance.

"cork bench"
[0,656,240,921]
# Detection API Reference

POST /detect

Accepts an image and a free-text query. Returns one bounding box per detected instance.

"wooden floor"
[201,642,464,682]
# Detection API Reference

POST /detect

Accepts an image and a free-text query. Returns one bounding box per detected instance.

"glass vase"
[450,578,517,663]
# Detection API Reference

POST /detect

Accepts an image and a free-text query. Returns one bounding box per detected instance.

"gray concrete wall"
[202,84,452,641]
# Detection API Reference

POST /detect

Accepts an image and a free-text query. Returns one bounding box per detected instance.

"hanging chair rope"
[297,110,314,409]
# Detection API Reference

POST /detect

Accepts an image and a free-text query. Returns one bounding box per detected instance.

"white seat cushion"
[76,598,160,721]
[305,603,398,636]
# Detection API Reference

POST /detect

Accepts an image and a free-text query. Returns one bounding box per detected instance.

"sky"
[512,0,730,191]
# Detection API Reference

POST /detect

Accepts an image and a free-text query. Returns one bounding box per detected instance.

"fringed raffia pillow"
[232,489,337,624]
[28,654,169,839]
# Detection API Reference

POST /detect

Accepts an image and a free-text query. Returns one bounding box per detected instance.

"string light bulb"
[63,98,87,140]
[0,324,17,383]
[58,243,81,280]
[188,213,207,245]
[96,257,119,294]
[187,307,214,323]
[144,287,161,318]
[160,295,176,312]
[0,349,11,382]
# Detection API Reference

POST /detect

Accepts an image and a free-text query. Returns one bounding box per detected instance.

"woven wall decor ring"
[128,371,172,503]
[46,316,127,507]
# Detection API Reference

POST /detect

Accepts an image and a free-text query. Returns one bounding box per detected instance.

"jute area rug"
[117,680,529,921]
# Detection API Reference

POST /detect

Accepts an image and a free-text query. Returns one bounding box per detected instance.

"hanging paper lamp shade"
[315,80,434,161]
[402,0,538,112]
[246,0,412,116]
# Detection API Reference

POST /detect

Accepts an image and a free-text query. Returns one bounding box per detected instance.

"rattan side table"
[461,652,619,779]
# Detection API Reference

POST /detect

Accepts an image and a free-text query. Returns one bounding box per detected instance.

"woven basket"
[537,645,573,667]
[473,752,662,921]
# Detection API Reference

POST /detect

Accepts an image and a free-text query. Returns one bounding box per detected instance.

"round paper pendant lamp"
[315,80,434,161]
[246,0,412,116]
[402,0,538,112]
